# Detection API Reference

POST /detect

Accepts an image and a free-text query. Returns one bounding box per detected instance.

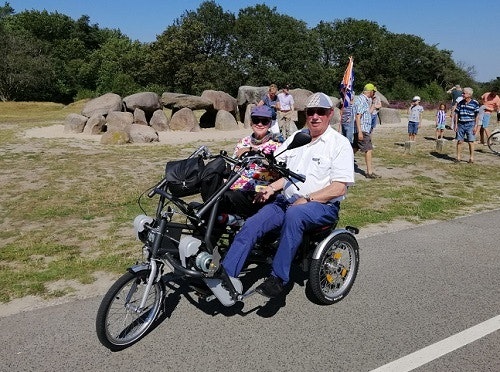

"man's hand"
[292,197,308,206]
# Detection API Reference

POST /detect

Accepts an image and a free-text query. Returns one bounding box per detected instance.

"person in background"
[447,85,463,106]
[258,84,280,135]
[408,96,424,141]
[353,83,380,178]
[479,89,500,145]
[339,95,355,144]
[447,85,463,130]
[221,93,354,298]
[435,103,447,140]
[370,90,382,134]
[219,105,282,218]
[454,87,480,163]
[277,84,297,139]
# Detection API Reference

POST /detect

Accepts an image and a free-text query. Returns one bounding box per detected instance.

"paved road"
[1,210,499,372]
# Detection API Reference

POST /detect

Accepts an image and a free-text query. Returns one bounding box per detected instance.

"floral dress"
[230,133,282,192]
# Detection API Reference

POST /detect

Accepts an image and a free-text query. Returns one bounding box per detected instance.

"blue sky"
[7,0,499,82]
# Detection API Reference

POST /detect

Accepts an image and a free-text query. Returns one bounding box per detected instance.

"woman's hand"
[236,147,251,158]
[254,185,275,203]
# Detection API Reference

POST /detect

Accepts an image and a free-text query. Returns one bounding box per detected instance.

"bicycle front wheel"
[487,131,500,156]
[96,270,164,351]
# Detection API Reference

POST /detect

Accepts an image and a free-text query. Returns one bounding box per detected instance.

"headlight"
[133,214,154,242]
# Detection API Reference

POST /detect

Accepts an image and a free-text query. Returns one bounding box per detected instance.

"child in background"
[435,103,447,140]
[408,96,424,141]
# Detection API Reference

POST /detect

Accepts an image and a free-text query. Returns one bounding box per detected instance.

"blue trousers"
[221,195,340,283]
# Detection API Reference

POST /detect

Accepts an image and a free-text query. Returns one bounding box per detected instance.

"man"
[221,93,355,298]
[454,87,480,163]
[447,85,463,130]
[353,83,380,178]
[479,89,500,145]
[277,84,297,138]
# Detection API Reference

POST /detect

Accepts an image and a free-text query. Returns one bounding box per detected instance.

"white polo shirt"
[277,92,294,111]
[275,127,354,203]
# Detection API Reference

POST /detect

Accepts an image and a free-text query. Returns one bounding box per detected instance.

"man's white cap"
[305,92,333,108]
[412,96,421,101]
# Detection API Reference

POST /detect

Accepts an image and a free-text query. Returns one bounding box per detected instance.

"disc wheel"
[487,130,500,156]
[308,233,359,305]
[96,270,164,351]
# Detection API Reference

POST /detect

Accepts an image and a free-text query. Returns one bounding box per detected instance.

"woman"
[219,105,283,218]
[258,84,280,135]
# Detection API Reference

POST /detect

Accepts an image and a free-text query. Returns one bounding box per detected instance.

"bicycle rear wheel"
[308,233,359,305]
[487,131,500,156]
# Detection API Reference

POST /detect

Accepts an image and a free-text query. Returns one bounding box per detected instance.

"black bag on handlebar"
[199,157,231,202]
[165,156,205,197]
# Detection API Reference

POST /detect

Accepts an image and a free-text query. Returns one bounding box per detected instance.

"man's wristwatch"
[304,194,312,202]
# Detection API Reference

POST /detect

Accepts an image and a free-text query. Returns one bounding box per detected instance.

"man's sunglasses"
[251,117,272,126]
[306,107,330,116]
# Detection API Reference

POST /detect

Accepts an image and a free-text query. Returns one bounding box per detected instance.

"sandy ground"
[0,118,454,317]
[25,124,253,145]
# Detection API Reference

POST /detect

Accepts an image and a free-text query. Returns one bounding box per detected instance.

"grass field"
[1,101,499,303]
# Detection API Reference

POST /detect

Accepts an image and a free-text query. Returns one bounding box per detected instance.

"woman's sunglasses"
[306,107,330,116]
[251,117,271,126]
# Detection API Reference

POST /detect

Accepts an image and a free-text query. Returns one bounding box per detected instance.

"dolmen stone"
[64,113,88,133]
[169,107,201,132]
[129,124,159,143]
[81,93,122,117]
[123,92,161,114]
[161,92,213,111]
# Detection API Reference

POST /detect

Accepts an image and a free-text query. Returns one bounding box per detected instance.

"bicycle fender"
[311,229,358,260]
[127,263,150,274]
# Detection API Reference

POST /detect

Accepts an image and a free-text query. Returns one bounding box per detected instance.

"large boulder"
[82,93,122,117]
[100,130,129,145]
[378,107,401,124]
[214,110,239,131]
[129,124,159,143]
[123,92,161,114]
[161,92,213,111]
[290,88,314,111]
[169,107,201,132]
[237,86,268,106]
[83,113,106,134]
[133,108,148,125]
[201,90,237,114]
[150,109,170,131]
[106,111,134,133]
[374,91,390,107]
[64,113,88,133]
[243,104,256,129]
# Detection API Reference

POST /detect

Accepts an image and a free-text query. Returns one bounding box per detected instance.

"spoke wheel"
[308,233,359,305]
[96,270,164,351]
[487,131,500,156]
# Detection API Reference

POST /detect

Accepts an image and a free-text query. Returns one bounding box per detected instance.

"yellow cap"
[364,83,377,92]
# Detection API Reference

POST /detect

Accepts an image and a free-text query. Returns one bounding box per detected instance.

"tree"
[0,1,485,102]
[312,19,389,92]
[150,1,237,94]
[231,4,321,91]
